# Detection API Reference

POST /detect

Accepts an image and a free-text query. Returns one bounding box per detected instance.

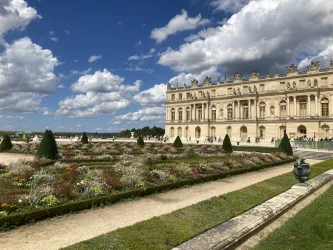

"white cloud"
[158,0,333,75]
[128,49,155,61]
[70,68,92,76]
[113,107,166,122]
[125,66,154,74]
[57,84,65,89]
[0,37,59,93]
[133,84,166,106]
[64,29,70,34]
[210,0,251,13]
[88,55,102,63]
[298,43,333,70]
[135,40,142,46]
[184,27,220,42]
[50,37,58,42]
[0,0,40,40]
[48,30,54,35]
[0,92,46,112]
[150,9,210,43]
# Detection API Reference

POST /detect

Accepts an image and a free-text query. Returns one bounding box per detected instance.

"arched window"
[280,101,286,117]
[321,124,329,133]
[171,108,175,121]
[227,104,233,120]
[321,98,329,117]
[186,107,191,121]
[185,126,189,137]
[298,125,307,136]
[211,105,216,120]
[240,126,247,138]
[195,126,201,138]
[242,103,249,119]
[226,126,232,137]
[259,102,265,119]
[170,127,175,137]
[259,126,265,139]
[211,126,216,137]
[299,99,307,117]
[279,125,286,138]
[178,108,183,121]
[177,127,182,137]
[219,108,224,118]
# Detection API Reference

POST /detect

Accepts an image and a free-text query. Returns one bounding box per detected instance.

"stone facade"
[165,61,333,142]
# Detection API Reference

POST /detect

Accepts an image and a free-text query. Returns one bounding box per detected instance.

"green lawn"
[62,160,333,250]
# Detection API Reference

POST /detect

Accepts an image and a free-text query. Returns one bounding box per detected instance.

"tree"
[36,130,58,160]
[81,132,88,144]
[173,136,183,148]
[278,133,293,155]
[0,134,13,152]
[222,134,233,153]
[137,135,144,147]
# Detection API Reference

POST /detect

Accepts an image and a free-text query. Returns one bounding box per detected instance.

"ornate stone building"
[165,61,333,142]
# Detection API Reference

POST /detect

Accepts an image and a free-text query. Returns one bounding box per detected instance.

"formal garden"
[0,131,295,229]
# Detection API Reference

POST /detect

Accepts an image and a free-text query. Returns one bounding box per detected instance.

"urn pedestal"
[293,158,311,186]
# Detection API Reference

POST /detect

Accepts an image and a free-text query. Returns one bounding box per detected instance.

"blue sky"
[0,0,333,133]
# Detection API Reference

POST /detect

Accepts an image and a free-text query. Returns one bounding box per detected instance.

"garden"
[0,133,295,229]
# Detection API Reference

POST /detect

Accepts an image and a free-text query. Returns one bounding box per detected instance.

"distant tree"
[0,134,13,152]
[173,136,183,148]
[81,132,88,144]
[278,133,293,155]
[137,135,144,147]
[222,134,233,153]
[36,130,58,160]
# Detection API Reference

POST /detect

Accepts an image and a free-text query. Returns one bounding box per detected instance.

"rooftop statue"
[249,70,259,79]
[233,72,242,81]
[203,76,211,85]
[286,64,298,74]
[191,79,198,87]
[307,61,320,72]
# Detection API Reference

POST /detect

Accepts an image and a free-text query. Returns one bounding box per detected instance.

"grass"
[253,183,333,250]
[62,160,333,250]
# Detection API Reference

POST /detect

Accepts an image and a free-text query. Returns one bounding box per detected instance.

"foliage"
[172,136,183,148]
[137,135,144,147]
[118,126,165,138]
[233,146,278,153]
[81,132,88,144]
[36,130,58,160]
[222,134,232,153]
[0,134,13,152]
[278,133,293,155]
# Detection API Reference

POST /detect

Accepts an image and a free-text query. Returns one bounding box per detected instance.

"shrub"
[173,136,183,148]
[81,132,88,144]
[0,134,13,152]
[137,135,144,147]
[278,133,293,156]
[222,134,232,153]
[36,130,58,160]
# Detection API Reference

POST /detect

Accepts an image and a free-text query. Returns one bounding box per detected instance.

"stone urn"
[293,158,311,184]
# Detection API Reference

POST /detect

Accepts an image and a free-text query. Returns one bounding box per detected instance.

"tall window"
[211,105,216,120]
[178,93,182,100]
[178,108,183,121]
[227,104,233,120]
[259,102,265,118]
[171,94,175,101]
[186,107,191,120]
[280,82,285,90]
[299,99,307,117]
[198,106,203,120]
[186,92,191,99]
[226,126,232,137]
[177,127,182,137]
[259,126,265,139]
[171,108,175,121]
[321,78,328,87]
[211,90,216,97]
[321,98,329,117]
[211,126,216,137]
[170,127,174,137]
[242,103,249,119]
[259,84,265,92]
[280,101,286,117]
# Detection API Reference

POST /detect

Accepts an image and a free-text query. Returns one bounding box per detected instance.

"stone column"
[287,97,290,116]
[275,99,278,117]
[233,101,235,119]
[249,100,252,118]
[315,95,318,116]
[293,96,297,117]
[205,103,209,121]
[308,95,311,116]
[254,99,257,119]
[175,106,179,121]
[223,103,226,119]
[238,101,241,119]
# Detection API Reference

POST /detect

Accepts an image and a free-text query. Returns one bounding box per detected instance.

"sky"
[1,0,333,133]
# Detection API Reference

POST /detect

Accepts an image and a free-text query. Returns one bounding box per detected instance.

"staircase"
[293,149,333,160]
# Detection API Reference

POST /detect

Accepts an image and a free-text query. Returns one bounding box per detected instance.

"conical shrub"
[81,132,88,144]
[36,130,58,160]
[0,134,13,152]
[222,134,232,153]
[137,135,144,147]
[278,133,293,155]
[173,136,183,148]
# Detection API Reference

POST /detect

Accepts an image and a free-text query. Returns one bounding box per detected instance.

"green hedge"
[0,158,295,229]
[233,146,279,153]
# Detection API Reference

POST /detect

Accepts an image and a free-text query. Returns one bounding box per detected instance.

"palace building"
[165,61,333,142]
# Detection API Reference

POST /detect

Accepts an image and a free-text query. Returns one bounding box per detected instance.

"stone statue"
[204,76,211,85]
[237,87,241,95]
[253,85,257,93]
[307,79,311,87]
[270,106,275,115]
[233,72,242,81]
[331,60,333,68]
[248,86,252,93]
[167,82,171,90]
[314,78,318,87]
[275,68,278,74]
[293,81,296,89]
[249,70,259,79]
[286,81,290,89]
[307,61,320,72]
[286,64,298,74]
[232,88,236,95]
[191,79,198,87]
[224,75,227,81]
[217,76,220,83]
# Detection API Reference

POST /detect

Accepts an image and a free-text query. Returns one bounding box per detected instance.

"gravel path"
[0,154,322,250]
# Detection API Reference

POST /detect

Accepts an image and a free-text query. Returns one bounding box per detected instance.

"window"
[171,94,175,101]
[299,99,307,117]
[300,80,305,88]
[259,126,265,139]
[178,93,182,100]
[171,108,175,121]
[321,77,328,87]
[170,127,174,137]
[226,126,232,137]
[199,91,203,98]
[259,102,265,119]
[321,98,329,117]
[211,90,216,97]
[227,88,232,95]
[211,126,216,137]
[259,84,265,92]
[227,104,233,120]
[280,82,285,90]
[177,127,182,137]
[211,106,216,120]
[186,107,191,120]
[186,92,191,99]
[242,103,249,119]
[178,108,183,121]
[198,106,203,120]
[280,101,286,117]
[243,86,248,94]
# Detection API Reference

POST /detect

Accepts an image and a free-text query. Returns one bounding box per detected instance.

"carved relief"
[248,86,252,93]
[307,61,320,72]
[270,106,275,115]
[237,87,241,95]
[286,81,290,89]
[232,88,237,95]
[307,79,311,87]
[253,85,257,93]
[314,78,318,87]
[293,81,296,89]
[286,64,298,74]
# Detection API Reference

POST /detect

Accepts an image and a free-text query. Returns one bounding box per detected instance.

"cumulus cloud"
[88,55,102,62]
[128,48,155,61]
[0,0,40,40]
[210,0,251,13]
[0,91,46,112]
[0,37,59,93]
[133,84,166,106]
[124,66,153,74]
[113,107,166,122]
[70,68,92,76]
[150,9,210,43]
[158,0,333,76]
[50,37,58,42]
[298,43,333,70]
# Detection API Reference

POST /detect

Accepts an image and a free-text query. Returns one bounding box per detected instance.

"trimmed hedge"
[0,134,13,152]
[137,136,144,147]
[36,130,58,160]
[222,134,232,152]
[278,133,293,155]
[173,136,183,148]
[81,132,88,144]
[233,146,279,153]
[0,158,295,229]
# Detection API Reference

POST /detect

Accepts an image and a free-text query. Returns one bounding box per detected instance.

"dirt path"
[0,156,322,250]
[0,153,34,165]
